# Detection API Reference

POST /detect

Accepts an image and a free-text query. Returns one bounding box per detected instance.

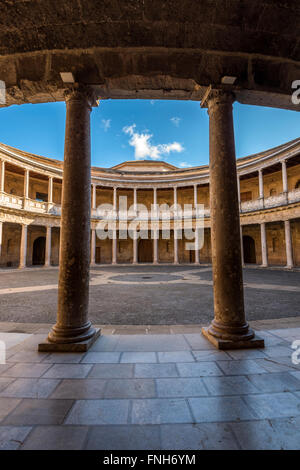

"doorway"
[138,239,153,263]
[32,236,46,265]
[243,235,256,264]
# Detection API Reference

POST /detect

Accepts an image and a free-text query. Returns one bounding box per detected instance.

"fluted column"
[19,224,27,268]
[45,226,52,267]
[284,220,293,269]
[260,222,268,267]
[201,86,263,350]
[39,84,100,352]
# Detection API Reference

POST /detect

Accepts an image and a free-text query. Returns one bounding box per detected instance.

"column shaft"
[45,226,52,267]
[284,220,293,268]
[260,222,268,267]
[201,88,263,349]
[133,232,138,264]
[91,228,96,265]
[24,169,29,199]
[174,230,179,264]
[42,85,100,350]
[112,230,117,264]
[92,184,97,210]
[19,224,27,268]
[282,160,288,193]
[48,177,53,203]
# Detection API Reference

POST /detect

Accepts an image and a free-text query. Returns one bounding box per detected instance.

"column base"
[202,326,264,350]
[38,328,101,352]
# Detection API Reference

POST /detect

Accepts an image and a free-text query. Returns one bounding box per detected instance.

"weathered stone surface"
[0,1,299,109]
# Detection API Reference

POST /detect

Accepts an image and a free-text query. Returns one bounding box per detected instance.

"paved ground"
[0,327,299,450]
[0,265,299,325]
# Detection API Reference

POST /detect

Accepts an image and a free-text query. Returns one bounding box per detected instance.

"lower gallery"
[0,137,299,269]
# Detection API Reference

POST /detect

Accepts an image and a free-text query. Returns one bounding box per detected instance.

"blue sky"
[0,99,299,168]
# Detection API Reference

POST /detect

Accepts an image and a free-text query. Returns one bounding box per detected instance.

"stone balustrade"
[1,187,300,218]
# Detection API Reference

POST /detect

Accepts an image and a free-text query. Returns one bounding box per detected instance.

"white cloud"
[123,124,184,161]
[101,119,111,132]
[170,117,181,127]
[179,161,192,168]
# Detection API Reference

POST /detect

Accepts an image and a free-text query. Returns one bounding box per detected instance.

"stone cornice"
[0,138,299,188]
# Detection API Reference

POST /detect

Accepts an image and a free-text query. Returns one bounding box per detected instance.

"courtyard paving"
[0,265,299,325]
[0,326,299,450]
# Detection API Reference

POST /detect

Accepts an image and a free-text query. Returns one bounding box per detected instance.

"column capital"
[200,85,235,111]
[64,84,98,109]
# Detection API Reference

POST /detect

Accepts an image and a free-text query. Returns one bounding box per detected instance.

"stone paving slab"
[0,327,299,449]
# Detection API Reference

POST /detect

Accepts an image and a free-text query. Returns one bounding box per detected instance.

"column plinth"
[39,84,100,352]
[200,87,264,350]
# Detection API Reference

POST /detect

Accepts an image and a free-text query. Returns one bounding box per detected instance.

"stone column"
[112,230,117,264]
[201,87,263,349]
[153,188,158,264]
[193,184,200,264]
[173,186,177,208]
[92,184,97,210]
[153,230,159,264]
[258,169,264,209]
[45,225,52,267]
[113,187,118,212]
[174,230,179,264]
[39,85,100,352]
[284,220,293,269]
[260,222,268,267]
[133,231,138,264]
[24,169,29,198]
[19,224,27,268]
[133,187,138,214]
[282,160,288,204]
[48,177,53,203]
[90,228,96,265]
[0,160,5,192]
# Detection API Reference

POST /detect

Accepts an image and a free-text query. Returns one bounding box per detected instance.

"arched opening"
[295,180,300,189]
[32,236,46,265]
[243,235,256,264]
[138,239,153,263]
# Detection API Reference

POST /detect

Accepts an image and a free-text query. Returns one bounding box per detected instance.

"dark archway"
[138,239,153,263]
[32,236,46,265]
[243,235,256,264]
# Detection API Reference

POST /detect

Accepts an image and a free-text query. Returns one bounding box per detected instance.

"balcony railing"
[241,189,300,213]
[1,188,300,218]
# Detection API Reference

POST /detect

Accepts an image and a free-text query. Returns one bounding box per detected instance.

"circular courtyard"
[0,265,299,326]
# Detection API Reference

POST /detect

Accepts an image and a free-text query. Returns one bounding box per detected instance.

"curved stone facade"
[0,137,299,268]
